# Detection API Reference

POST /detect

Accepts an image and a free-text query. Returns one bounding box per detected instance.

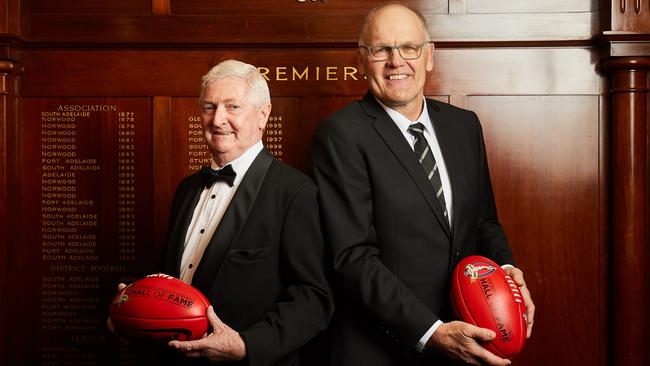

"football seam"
[455,270,479,327]
[187,287,211,308]
[505,275,526,357]
[487,270,513,359]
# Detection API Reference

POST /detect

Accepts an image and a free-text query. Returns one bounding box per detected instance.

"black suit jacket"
[310,92,514,366]
[161,149,333,366]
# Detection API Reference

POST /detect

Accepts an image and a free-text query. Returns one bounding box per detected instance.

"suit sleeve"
[240,184,334,366]
[310,119,438,348]
[473,114,515,266]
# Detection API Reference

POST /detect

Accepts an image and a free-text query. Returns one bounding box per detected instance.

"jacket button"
[453,249,460,257]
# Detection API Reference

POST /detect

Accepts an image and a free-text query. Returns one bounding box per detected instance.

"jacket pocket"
[226,246,270,262]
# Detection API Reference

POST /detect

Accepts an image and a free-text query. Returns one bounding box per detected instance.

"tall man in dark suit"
[310,3,534,366]
[160,59,333,365]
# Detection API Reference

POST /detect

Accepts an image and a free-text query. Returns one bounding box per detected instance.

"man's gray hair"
[200,59,271,108]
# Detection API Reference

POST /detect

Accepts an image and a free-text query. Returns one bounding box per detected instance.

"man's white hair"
[200,59,270,108]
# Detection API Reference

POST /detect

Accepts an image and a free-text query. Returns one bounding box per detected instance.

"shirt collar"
[210,140,263,186]
[376,96,433,135]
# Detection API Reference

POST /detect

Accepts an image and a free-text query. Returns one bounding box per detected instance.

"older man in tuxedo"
[159,59,333,365]
[310,3,534,366]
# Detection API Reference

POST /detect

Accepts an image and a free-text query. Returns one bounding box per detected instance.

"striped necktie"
[407,122,448,221]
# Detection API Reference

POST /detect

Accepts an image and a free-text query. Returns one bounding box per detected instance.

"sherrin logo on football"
[463,261,496,282]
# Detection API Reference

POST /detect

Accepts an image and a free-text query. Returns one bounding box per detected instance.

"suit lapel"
[166,175,203,278]
[191,149,274,294]
[360,92,452,238]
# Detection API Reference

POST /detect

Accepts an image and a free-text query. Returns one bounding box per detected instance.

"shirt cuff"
[415,265,514,353]
[415,320,443,353]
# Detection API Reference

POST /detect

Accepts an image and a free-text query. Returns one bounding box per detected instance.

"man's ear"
[358,52,366,77]
[258,103,272,130]
[425,42,435,72]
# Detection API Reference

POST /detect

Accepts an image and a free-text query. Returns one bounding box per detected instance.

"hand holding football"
[108,274,210,342]
[451,256,526,359]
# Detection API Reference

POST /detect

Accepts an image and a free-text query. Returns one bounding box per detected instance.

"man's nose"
[387,47,404,66]
[210,105,227,125]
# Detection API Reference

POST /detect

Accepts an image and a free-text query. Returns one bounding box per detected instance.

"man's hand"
[107,283,131,346]
[426,321,511,366]
[168,306,246,362]
[502,266,535,338]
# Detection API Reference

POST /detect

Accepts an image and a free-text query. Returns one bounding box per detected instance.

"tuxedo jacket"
[161,149,333,366]
[310,92,514,366]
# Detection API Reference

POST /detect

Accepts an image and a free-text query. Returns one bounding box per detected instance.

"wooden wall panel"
[429,48,601,95]
[13,97,155,366]
[19,50,366,97]
[20,13,600,43]
[19,48,600,97]
[152,95,172,248]
[468,95,604,365]
[298,96,361,170]
[467,0,598,13]
[19,0,600,43]
[23,0,151,14]
[0,0,17,34]
[171,0,447,15]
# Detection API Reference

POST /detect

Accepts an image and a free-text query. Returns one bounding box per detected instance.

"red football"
[451,255,526,359]
[109,273,210,342]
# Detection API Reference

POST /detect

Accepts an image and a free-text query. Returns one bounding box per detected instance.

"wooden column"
[611,0,650,33]
[603,57,650,366]
[0,0,21,362]
[0,58,21,366]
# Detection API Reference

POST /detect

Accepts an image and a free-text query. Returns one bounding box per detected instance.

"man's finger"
[517,282,535,338]
[475,346,512,366]
[505,267,535,338]
[107,317,116,332]
[169,338,206,353]
[513,269,525,285]
[465,324,496,342]
[168,340,185,350]
[524,296,535,338]
[206,305,224,330]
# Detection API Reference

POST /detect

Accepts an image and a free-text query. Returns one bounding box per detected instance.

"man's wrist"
[415,320,443,352]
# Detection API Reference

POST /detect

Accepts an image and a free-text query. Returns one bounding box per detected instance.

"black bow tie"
[199,165,236,188]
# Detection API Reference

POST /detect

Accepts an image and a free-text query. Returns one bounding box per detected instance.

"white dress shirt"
[179,141,263,284]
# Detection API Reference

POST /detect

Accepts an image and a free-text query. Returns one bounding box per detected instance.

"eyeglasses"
[359,42,431,61]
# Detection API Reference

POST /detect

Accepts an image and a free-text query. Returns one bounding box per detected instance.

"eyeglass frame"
[358,41,433,62]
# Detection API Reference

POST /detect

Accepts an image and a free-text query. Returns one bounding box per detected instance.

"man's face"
[359,5,434,118]
[200,76,271,165]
